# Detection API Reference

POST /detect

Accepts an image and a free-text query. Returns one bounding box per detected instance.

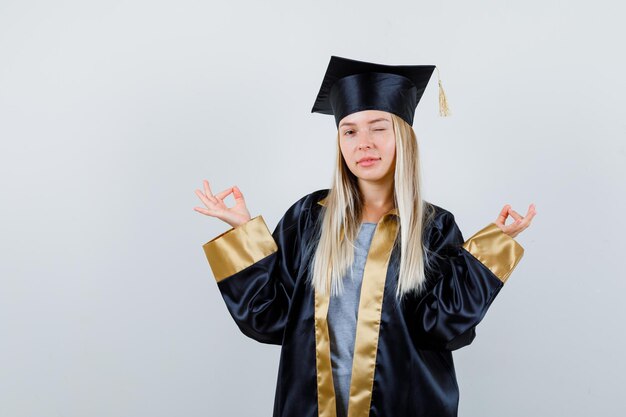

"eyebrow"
[339,118,391,128]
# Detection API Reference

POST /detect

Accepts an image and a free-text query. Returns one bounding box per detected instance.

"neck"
[358,179,395,220]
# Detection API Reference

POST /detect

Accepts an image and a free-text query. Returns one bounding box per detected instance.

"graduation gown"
[201,188,524,417]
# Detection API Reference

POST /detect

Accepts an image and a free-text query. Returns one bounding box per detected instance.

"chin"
[357,173,387,182]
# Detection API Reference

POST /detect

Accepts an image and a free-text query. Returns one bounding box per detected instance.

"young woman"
[193,56,536,417]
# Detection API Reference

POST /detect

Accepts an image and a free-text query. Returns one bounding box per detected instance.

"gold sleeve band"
[202,215,278,282]
[462,223,525,284]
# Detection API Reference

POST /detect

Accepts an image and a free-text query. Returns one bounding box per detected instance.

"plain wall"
[1,0,624,416]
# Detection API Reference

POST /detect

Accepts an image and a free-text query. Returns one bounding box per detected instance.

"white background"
[1,0,624,416]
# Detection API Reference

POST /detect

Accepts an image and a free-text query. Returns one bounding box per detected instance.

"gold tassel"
[436,67,451,117]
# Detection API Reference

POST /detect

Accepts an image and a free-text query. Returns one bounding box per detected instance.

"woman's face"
[338,110,396,184]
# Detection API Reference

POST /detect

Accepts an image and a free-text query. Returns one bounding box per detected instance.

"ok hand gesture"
[495,203,536,239]
[193,180,251,229]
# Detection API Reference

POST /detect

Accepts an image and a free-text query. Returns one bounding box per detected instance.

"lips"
[357,157,381,164]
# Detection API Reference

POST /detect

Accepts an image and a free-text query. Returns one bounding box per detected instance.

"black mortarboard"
[311,55,450,127]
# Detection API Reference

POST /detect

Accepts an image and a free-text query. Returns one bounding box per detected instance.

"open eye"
[343,129,354,136]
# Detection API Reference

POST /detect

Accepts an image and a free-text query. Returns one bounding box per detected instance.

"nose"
[357,131,375,150]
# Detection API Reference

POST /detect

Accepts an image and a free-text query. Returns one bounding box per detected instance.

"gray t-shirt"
[327,222,378,417]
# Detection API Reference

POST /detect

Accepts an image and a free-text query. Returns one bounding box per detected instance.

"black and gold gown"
[201,188,524,417]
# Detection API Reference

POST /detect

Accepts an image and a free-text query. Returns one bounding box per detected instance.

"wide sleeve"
[412,211,525,351]
[201,198,306,345]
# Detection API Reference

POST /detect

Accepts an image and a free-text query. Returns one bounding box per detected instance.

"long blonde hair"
[308,113,436,300]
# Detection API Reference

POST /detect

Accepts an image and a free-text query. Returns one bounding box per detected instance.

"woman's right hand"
[193,179,252,229]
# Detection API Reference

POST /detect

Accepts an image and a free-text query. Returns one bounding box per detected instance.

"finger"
[523,213,536,226]
[232,186,244,201]
[203,179,213,196]
[195,189,215,208]
[215,187,233,200]
[511,204,537,230]
[193,206,213,215]
[512,222,530,237]
[504,223,522,236]
[495,204,511,226]
[508,208,523,221]
[512,211,533,233]
[203,180,218,204]
[525,204,537,220]
[511,209,533,228]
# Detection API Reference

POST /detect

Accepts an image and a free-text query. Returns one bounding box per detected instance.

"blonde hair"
[308,113,436,300]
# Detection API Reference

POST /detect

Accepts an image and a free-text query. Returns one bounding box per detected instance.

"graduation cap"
[311,55,450,127]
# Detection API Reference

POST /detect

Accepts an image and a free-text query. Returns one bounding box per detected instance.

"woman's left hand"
[495,203,536,239]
